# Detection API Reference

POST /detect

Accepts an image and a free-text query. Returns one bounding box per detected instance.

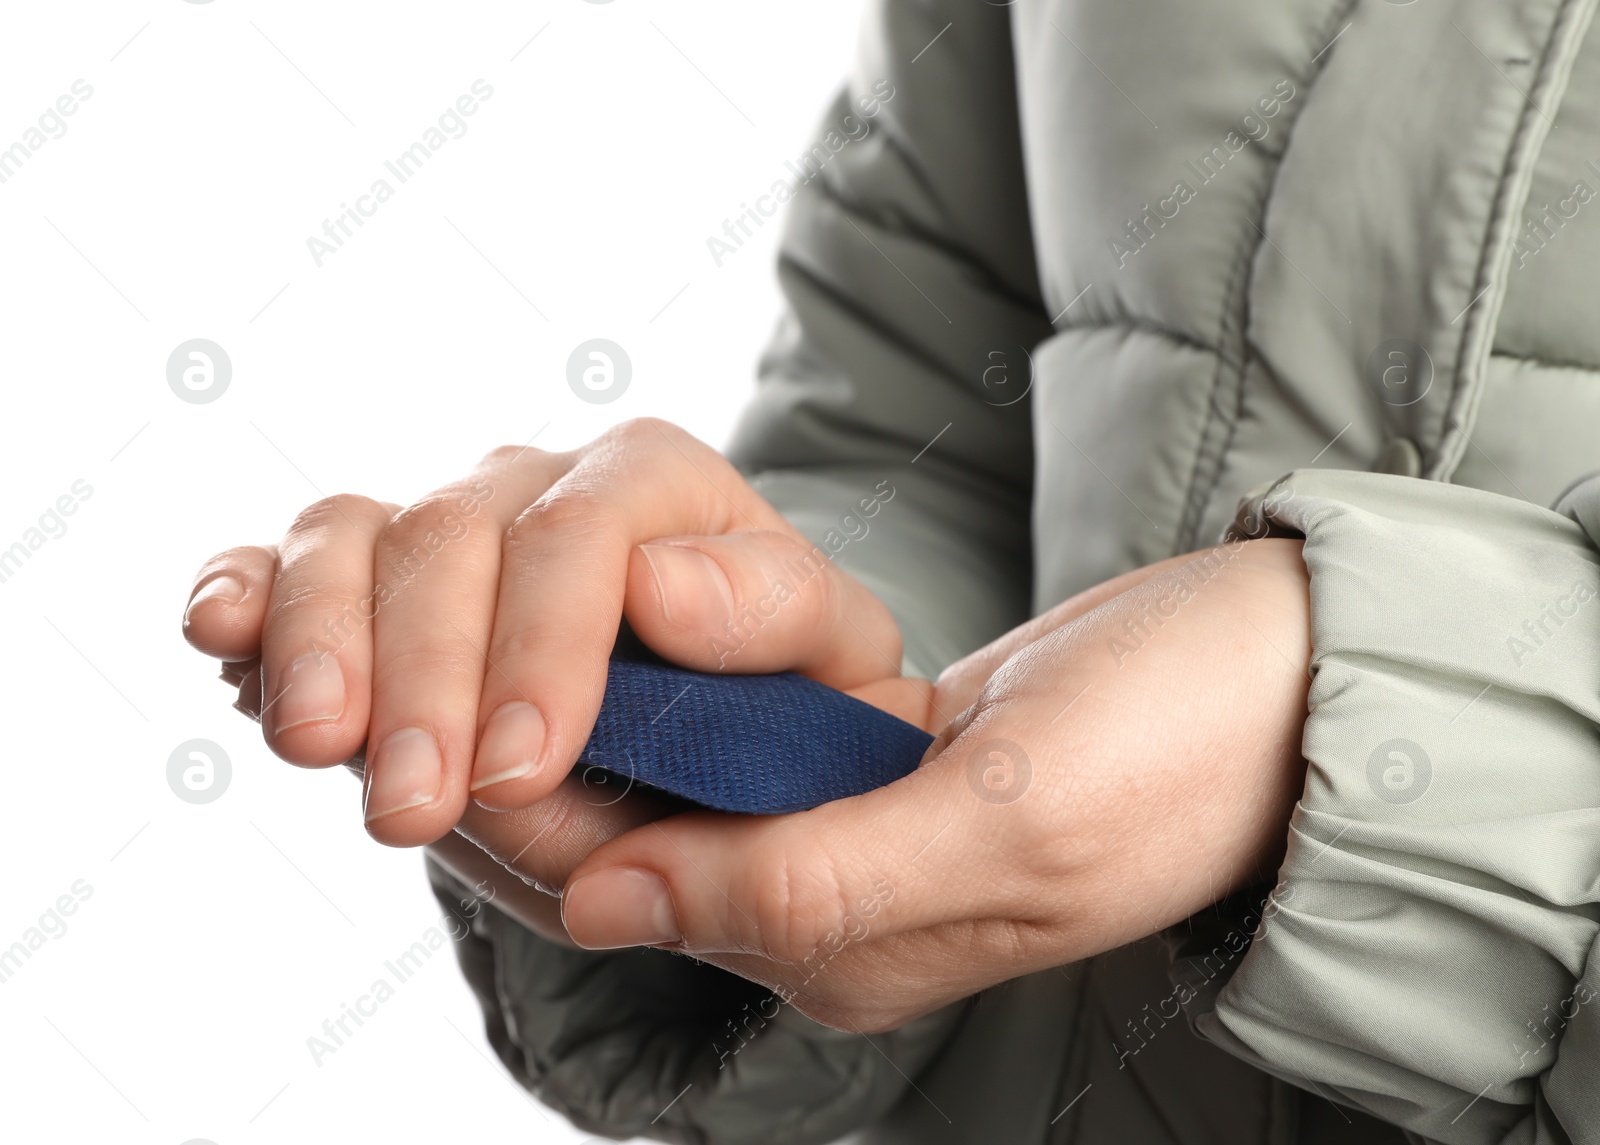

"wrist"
[1198,537,1313,873]
[1075,537,1313,917]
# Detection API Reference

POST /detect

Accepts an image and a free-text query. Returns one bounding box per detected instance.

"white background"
[0,1,863,1141]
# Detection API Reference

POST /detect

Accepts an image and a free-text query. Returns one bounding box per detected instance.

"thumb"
[557,745,1033,958]
[624,530,902,689]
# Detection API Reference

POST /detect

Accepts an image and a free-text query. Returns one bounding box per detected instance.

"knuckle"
[194,544,269,583]
[786,538,838,616]
[484,797,576,878]
[599,417,713,466]
[504,489,606,548]
[484,623,542,666]
[735,532,831,625]
[478,444,563,485]
[740,834,848,965]
[380,492,484,554]
[764,532,901,661]
[265,580,359,625]
[288,493,384,537]
[607,416,676,447]
[479,443,538,468]
[372,641,484,688]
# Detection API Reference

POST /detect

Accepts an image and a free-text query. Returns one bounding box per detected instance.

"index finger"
[466,420,800,807]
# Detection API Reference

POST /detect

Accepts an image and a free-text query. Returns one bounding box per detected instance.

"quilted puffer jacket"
[427,0,1600,1141]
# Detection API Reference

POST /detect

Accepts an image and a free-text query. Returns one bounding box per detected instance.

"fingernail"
[640,544,735,633]
[272,653,347,733]
[185,575,245,625]
[471,701,546,791]
[563,868,680,949]
[364,727,442,822]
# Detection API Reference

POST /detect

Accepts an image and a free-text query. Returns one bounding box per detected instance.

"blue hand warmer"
[576,658,934,814]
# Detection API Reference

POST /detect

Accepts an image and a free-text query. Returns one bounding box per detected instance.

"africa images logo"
[1365,738,1431,805]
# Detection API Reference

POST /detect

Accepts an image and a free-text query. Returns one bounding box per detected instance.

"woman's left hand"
[439,537,1313,1032]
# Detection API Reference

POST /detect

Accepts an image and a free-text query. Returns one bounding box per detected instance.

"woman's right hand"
[179,418,915,848]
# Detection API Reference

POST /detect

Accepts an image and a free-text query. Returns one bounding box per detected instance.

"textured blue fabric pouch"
[577,658,934,815]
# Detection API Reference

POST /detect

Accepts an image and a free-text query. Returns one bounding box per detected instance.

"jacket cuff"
[1178,469,1600,1144]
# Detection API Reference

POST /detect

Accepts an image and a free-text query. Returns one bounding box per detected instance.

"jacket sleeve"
[427,857,965,1145]
[722,0,1053,677]
[1169,468,1600,1145]
[437,2,1053,1141]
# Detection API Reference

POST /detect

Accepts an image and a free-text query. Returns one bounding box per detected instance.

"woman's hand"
[180,420,907,846]
[446,538,1313,1032]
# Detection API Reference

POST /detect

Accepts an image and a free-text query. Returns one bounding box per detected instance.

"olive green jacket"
[429,0,1600,1140]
